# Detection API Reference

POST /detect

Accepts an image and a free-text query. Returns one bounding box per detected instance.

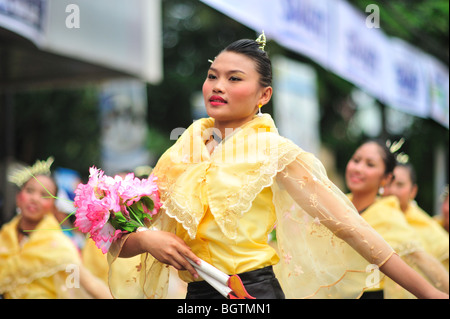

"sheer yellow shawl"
[0,214,82,298]
[405,202,449,270]
[108,114,395,299]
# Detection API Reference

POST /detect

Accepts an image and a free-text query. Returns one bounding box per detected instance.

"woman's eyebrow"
[209,67,246,75]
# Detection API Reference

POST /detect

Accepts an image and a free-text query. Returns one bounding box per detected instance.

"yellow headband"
[8,157,54,187]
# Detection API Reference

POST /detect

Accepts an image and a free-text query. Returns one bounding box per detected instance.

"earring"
[378,186,385,196]
[258,104,263,117]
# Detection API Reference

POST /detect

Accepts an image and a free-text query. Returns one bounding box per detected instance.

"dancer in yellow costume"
[435,186,449,233]
[0,158,111,299]
[345,141,449,298]
[385,163,449,271]
[108,34,448,299]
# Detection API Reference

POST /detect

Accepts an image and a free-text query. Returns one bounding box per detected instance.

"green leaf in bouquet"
[140,196,155,212]
[110,211,138,232]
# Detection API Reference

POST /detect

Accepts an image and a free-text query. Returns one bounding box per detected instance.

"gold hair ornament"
[386,138,409,164]
[386,138,405,154]
[8,157,54,187]
[396,153,409,164]
[255,31,266,51]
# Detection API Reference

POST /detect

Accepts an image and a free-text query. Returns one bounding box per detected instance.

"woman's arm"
[403,251,449,294]
[380,253,448,299]
[79,265,113,299]
[119,229,200,279]
[277,154,448,299]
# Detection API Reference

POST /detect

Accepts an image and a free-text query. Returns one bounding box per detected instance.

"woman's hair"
[396,162,417,185]
[362,139,397,176]
[221,39,272,87]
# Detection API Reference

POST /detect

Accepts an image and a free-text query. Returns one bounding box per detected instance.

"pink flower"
[74,167,161,254]
[90,223,124,254]
[74,185,110,234]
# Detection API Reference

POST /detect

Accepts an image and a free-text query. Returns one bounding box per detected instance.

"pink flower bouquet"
[74,167,254,299]
[74,167,161,254]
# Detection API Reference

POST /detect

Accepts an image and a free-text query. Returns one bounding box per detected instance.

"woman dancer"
[345,141,448,298]
[384,162,448,271]
[0,158,111,298]
[109,34,448,299]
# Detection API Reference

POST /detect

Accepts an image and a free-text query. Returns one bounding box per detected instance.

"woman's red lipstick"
[209,95,227,106]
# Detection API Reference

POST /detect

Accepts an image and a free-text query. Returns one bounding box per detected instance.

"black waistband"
[188,266,275,292]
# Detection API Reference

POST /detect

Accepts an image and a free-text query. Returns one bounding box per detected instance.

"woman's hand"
[380,253,449,299]
[427,290,449,299]
[129,230,201,279]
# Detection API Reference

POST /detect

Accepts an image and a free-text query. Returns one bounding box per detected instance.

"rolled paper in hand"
[139,227,254,299]
[187,257,255,299]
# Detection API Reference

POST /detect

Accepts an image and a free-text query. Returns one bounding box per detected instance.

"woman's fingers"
[143,230,200,279]
[168,237,200,279]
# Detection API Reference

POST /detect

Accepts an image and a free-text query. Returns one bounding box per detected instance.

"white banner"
[201,0,269,32]
[268,0,331,67]
[44,0,162,84]
[327,0,391,102]
[427,57,450,128]
[273,56,320,155]
[0,0,47,46]
[0,0,162,83]
[202,0,331,68]
[384,39,430,118]
[201,0,449,128]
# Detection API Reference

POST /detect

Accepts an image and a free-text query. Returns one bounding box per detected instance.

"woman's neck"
[19,216,41,232]
[17,216,42,241]
[213,114,256,140]
[399,201,410,213]
[351,191,378,213]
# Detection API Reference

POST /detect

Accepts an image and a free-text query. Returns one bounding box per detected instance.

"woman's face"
[384,166,417,211]
[442,194,449,231]
[16,175,56,224]
[202,51,272,128]
[345,142,388,195]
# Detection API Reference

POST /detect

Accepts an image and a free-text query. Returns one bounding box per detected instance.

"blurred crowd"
[0,141,448,299]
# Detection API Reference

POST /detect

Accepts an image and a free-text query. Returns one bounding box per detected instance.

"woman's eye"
[229,76,241,81]
[207,74,216,80]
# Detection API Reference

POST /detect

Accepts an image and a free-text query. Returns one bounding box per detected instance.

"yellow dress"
[404,202,449,271]
[352,196,449,298]
[357,196,423,257]
[109,114,395,299]
[0,214,84,298]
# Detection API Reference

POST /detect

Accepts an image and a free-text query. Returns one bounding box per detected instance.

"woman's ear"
[16,192,23,208]
[381,172,394,189]
[410,184,418,201]
[258,86,273,106]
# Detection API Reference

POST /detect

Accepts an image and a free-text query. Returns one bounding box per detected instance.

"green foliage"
[13,87,101,176]
[348,0,448,66]
[110,199,154,233]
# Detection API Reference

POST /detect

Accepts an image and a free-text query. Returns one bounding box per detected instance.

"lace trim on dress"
[161,135,303,240]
